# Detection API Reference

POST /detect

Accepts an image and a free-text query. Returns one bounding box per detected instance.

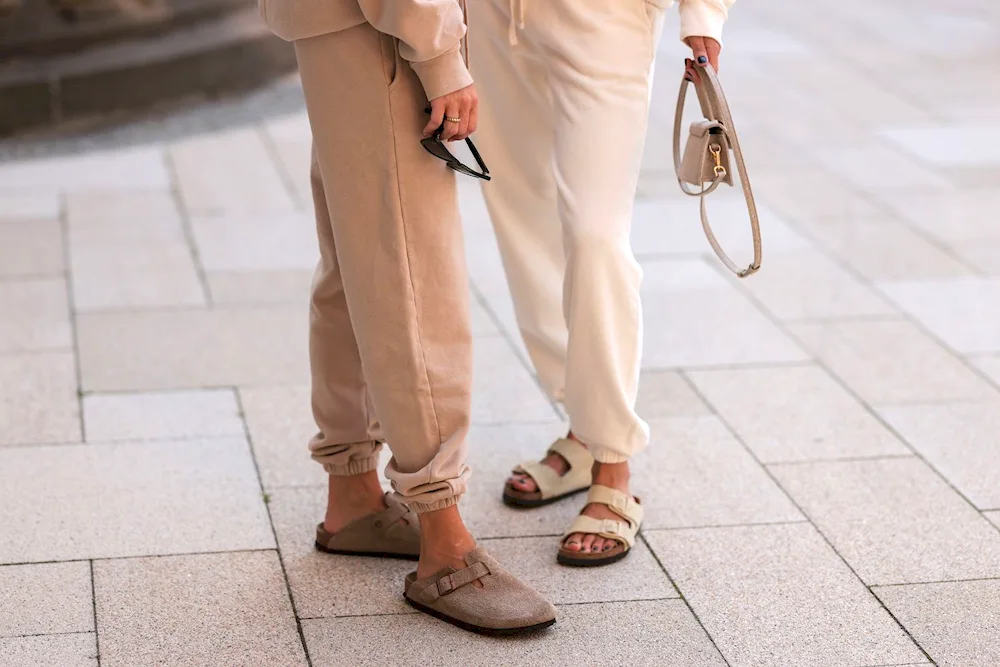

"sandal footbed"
[556,544,630,567]
[501,483,589,508]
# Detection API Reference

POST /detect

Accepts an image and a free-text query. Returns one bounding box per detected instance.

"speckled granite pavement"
[3,1,1000,665]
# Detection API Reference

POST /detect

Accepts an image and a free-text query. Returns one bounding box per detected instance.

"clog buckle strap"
[435,561,491,598]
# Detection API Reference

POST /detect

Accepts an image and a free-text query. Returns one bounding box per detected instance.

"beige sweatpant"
[294,22,473,513]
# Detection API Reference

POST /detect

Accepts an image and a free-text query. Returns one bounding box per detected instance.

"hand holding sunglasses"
[421,107,491,181]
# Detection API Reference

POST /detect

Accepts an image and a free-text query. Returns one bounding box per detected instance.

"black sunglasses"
[420,108,491,181]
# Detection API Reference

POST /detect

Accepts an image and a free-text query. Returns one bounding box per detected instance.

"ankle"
[324,472,387,533]
[591,461,631,490]
[418,506,476,558]
[328,471,384,502]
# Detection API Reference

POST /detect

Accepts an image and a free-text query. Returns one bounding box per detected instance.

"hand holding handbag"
[673,61,762,277]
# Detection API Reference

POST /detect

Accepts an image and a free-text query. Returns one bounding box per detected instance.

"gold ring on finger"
[445,116,462,123]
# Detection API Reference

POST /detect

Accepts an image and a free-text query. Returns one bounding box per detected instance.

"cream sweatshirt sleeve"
[672,0,735,46]
[356,0,472,101]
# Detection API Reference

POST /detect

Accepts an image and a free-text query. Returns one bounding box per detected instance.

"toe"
[562,533,584,552]
[508,473,538,493]
[580,534,597,554]
[602,539,617,552]
[591,537,605,552]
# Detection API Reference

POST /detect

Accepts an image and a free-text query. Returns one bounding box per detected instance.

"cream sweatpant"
[469,0,665,463]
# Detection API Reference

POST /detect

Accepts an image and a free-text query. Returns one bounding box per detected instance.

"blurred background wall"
[0,0,295,135]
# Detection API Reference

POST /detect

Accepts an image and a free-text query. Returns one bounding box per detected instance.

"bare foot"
[506,432,588,493]
[561,461,632,554]
[323,472,389,534]
[417,505,482,587]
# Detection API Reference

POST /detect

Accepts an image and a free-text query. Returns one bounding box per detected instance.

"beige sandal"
[556,485,643,567]
[404,546,557,636]
[502,438,594,508]
[315,493,420,560]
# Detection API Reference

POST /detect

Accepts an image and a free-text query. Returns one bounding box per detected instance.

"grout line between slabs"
[0,547,281,569]
[638,531,732,667]
[89,560,101,667]
[256,125,305,211]
[871,574,1000,589]
[233,389,313,667]
[56,190,87,446]
[0,630,97,640]
[677,370,938,665]
[765,454,917,468]
[161,148,215,308]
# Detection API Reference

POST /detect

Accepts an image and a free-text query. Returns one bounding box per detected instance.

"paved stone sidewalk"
[3,0,1000,665]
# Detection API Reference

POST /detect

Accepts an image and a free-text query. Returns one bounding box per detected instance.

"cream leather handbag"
[673,61,761,277]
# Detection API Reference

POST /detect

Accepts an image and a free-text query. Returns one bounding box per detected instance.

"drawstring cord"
[461,0,470,68]
[508,0,526,44]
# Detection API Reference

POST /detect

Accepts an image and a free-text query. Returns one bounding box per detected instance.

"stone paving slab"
[168,127,297,214]
[239,384,322,489]
[771,457,1000,585]
[750,170,883,225]
[647,523,926,667]
[0,437,274,563]
[882,124,1000,168]
[0,278,71,352]
[630,196,810,258]
[642,262,810,368]
[0,145,170,192]
[94,551,306,667]
[814,145,953,192]
[635,370,712,419]
[0,220,64,278]
[77,307,309,392]
[879,401,1000,510]
[2,0,1000,661]
[65,191,205,311]
[0,633,98,667]
[949,239,1000,276]
[461,422,579,540]
[190,211,318,272]
[734,249,896,321]
[303,599,726,667]
[973,355,1000,386]
[481,535,676,606]
[0,189,61,222]
[874,580,1000,667]
[688,364,910,463]
[792,216,973,282]
[0,352,80,446]
[261,111,312,209]
[878,277,1000,356]
[790,319,998,405]
[633,417,803,529]
[205,269,314,305]
[0,561,93,637]
[82,389,244,443]
[471,336,559,424]
[877,189,1000,244]
[267,485,415,619]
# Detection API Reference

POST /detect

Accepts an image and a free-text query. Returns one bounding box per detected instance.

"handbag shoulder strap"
[673,62,762,278]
